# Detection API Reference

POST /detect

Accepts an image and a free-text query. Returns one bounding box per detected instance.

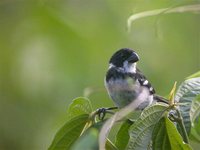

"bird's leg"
[96,107,118,120]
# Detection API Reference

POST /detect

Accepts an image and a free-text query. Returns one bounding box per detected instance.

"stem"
[175,108,189,144]
[127,4,200,32]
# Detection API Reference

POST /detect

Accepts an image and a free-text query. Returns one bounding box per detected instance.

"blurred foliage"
[0,0,200,150]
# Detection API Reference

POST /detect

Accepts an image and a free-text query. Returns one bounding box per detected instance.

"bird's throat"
[123,61,136,73]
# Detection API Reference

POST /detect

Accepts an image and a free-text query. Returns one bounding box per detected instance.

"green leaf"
[48,114,89,150]
[186,71,200,79]
[71,121,103,150]
[126,103,168,150]
[190,122,200,142]
[152,117,171,150]
[71,120,118,150]
[175,77,200,134]
[127,5,200,32]
[190,95,200,142]
[190,95,200,124]
[165,117,192,150]
[106,139,118,150]
[71,128,99,150]
[153,117,192,150]
[67,97,93,120]
[115,119,133,150]
[175,77,200,102]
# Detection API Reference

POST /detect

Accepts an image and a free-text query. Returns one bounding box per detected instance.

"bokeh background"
[0,0,200,149]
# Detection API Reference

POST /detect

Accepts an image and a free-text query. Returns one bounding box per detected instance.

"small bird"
[105,48,159,110]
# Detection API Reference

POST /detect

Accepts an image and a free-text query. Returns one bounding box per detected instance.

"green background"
[0,0,199,149]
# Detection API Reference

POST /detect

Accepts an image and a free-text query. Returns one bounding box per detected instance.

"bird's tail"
[153,94,169,104]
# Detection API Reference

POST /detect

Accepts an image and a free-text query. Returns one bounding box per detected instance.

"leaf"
[106,139,118,150]
[165,117,192,150]
[186,71,200,79]
[71,121,103,150]
[153,117,192,150]
[190,123,200,142]
[175,77,200,102]
[190,95,200,124]
[67,97,93,120]
[153,116,192,150]
[175,77,200,134]
[127,4,200,32]
[152,117,171,150]
[71,120,118,150]
[48,114,89,150]
[115,119,133,150]
[126,103,168,150]
[71,128,99,150]
[190,95,200,142]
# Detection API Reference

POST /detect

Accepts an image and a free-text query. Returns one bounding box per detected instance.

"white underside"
[105,77,152,109]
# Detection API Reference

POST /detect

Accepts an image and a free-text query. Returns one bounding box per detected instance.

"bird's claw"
[97,108,107,120]
[96,107,118,120]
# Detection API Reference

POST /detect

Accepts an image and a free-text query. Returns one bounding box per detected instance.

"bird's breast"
[105,77,140,108]
[105,77,152,109]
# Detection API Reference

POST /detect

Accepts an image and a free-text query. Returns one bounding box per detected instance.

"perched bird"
[105,48,163,110]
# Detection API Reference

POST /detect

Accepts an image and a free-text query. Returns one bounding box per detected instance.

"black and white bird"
[105,48,165,110]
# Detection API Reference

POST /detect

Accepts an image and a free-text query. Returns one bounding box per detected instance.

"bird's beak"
[127,53,139,63]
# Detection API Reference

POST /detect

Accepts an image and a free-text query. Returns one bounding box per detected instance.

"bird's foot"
[96,107,118,120]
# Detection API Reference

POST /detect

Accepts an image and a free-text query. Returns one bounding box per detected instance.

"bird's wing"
[135,68,155,94]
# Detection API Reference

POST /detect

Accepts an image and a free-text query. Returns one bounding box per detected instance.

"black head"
[109,48,139,67]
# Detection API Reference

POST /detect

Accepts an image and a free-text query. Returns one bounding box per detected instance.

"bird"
[105,48,166,110]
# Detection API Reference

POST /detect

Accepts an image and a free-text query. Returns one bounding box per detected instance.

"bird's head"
[109,48,139,72]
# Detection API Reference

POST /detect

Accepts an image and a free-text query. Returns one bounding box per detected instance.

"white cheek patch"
[123,61,136,73]
[130,63,136,73]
